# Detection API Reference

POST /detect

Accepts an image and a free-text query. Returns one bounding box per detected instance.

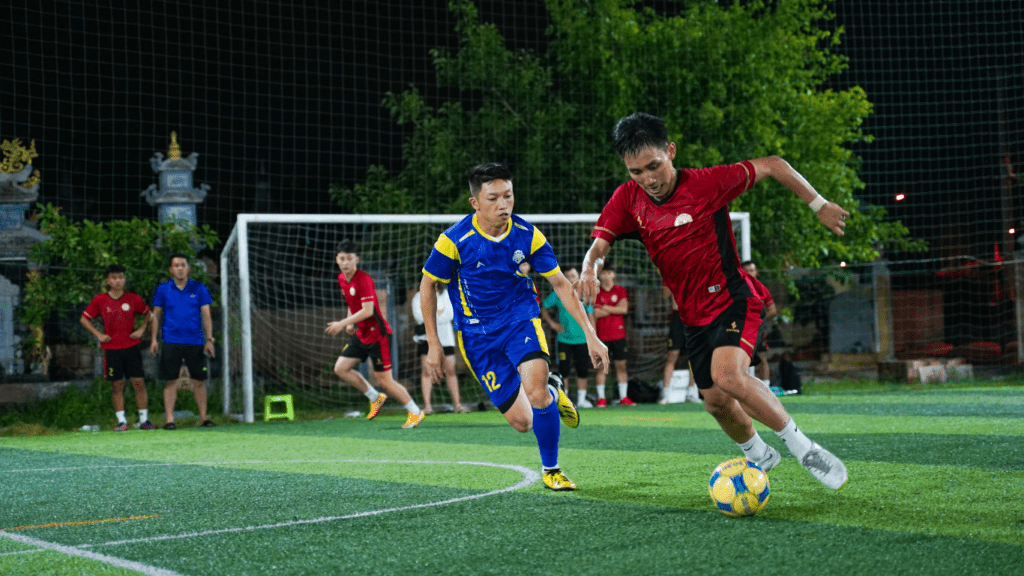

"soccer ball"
[708,457,770,517]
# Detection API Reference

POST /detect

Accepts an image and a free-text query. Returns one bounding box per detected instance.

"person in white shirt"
[412,283,469,414]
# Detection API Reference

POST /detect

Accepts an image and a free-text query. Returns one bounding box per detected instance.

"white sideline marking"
[0,531,183,576]
[5,459,540,551]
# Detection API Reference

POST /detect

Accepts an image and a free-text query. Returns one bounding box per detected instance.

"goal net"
[220,213,751,422]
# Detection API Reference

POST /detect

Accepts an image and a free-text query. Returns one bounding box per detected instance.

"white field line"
[0,531,183,576]
[3,459,540,557]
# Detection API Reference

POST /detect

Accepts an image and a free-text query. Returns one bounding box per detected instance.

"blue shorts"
[457,318,550,413]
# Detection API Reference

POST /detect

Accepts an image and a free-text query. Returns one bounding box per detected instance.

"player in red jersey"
[80,265,154,431]
[325,240,424,429]
[591,267,632,406]
[742,260,777,387]
[577,112,850,490]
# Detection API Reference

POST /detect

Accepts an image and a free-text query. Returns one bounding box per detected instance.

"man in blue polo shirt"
[149,253,216,429]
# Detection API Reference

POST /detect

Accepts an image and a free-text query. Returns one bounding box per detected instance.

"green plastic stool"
[264,394,295,422]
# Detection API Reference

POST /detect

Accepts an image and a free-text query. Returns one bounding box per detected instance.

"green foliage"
[20,203,220,329]
[330,0,924,271]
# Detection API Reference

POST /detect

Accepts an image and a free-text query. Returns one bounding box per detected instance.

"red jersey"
[595,284,627,341]
[747,275,774,309]
[82,292,150,350]
[593,161,756,327]
[338,269,391,344]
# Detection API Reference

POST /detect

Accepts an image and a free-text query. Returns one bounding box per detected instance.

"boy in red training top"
[592,267,632,406]
[325,240,425,429]
[80,264,154,431]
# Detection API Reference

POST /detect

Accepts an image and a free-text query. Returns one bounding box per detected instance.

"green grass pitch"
[1,386,1023,575]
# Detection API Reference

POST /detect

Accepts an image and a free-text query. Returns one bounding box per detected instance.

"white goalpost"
[220,213,750,423]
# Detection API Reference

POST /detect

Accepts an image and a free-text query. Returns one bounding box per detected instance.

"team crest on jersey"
[674,213,693,227]
[350,287,356,296]
[121,303,131,312]
[611,295,618,303]
[512,250,525,264]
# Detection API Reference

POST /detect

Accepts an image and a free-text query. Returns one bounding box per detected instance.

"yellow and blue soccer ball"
[708,457,770,517]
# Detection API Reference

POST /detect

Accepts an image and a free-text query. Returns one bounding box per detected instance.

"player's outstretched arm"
[548,270,609,374]
[577,237,612,306]
[418,274,445,384]
[747,155,850,236]
[325,302,373,336]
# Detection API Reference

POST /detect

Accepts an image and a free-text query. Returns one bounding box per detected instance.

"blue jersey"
[422,213,560,335]
[152,279,213,346]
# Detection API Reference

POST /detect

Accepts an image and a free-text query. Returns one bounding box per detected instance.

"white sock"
[364,388,380,402]
[577,389,588,404]
[543,464,560,472]
[618,382,629,399]
[776,418,813,460]
[138,409,148,422]
[115,410,127,424]
[596,384,606,399]
[739,431,770,462]
[404,401,421,415]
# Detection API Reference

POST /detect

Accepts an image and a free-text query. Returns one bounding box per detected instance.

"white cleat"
[577,398,594,409]
[801,443,848,490]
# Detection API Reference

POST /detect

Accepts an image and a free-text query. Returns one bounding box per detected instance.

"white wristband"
[808,194,828,212]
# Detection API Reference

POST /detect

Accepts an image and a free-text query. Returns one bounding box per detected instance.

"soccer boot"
[596,398,608,408]
[542,468,577,491]
[800,443,848,490]
[753,445,781,472]
[139,421,156,430]
[618,396,636,406]
[113,422,128,432]
[367,392,388,420]
[547,373,579,429]
[577,397,594,409]
[401,412,425,429]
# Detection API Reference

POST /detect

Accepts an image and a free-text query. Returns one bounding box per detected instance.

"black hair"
[741,260,755,268]
[467,162,513,196]
[335,239,359,255]
[105,264,126,276]
[612,112,669,158]
[167,253,189,266]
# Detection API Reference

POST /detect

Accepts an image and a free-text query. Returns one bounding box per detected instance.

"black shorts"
[416,340,455,357]
[340,334,393,372]
[667,313,685,352]
[683,298,764,390]
[556,341,590,379]
[159,342,209,382]
[604,338,628,362]
[104,343,145,382]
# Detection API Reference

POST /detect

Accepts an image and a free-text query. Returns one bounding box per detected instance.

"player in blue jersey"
[420,162,609,491]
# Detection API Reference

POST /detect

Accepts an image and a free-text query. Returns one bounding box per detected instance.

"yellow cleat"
[548,373,579,429]
[367,392,388,420]
[401,412,425,429]
[542,469,577,491]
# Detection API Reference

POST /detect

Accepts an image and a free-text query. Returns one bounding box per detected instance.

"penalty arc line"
[77,459,540,549]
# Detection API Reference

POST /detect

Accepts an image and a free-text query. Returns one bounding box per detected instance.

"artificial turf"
[2,386,1022,575]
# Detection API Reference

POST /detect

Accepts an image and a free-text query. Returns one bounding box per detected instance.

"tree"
[331,0,922,270]
[19,204,219,350]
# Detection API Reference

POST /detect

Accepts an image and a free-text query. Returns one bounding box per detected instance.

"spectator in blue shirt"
[149,253,216,429]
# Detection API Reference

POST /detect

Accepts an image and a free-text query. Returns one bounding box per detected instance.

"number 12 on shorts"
[482,371,500,392]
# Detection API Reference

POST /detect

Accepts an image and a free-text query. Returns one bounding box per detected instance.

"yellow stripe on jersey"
[530,227,547,255]
[531,317,549,355]
[538,265,561,278]
[421,269,451,284]
[456,275,473,318]
[434,234,461,261]
[457,230,476,243]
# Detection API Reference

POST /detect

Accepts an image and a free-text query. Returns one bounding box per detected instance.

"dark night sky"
[2,0,1022,260]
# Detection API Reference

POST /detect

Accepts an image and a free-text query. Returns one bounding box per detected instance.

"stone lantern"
[141,132,210,229]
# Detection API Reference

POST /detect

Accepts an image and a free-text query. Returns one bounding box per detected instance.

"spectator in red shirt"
[79,265,154,431]
[325,240,425,429]
[742,260,777,386]
[578,112,850,490]
[592,267,632,406]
